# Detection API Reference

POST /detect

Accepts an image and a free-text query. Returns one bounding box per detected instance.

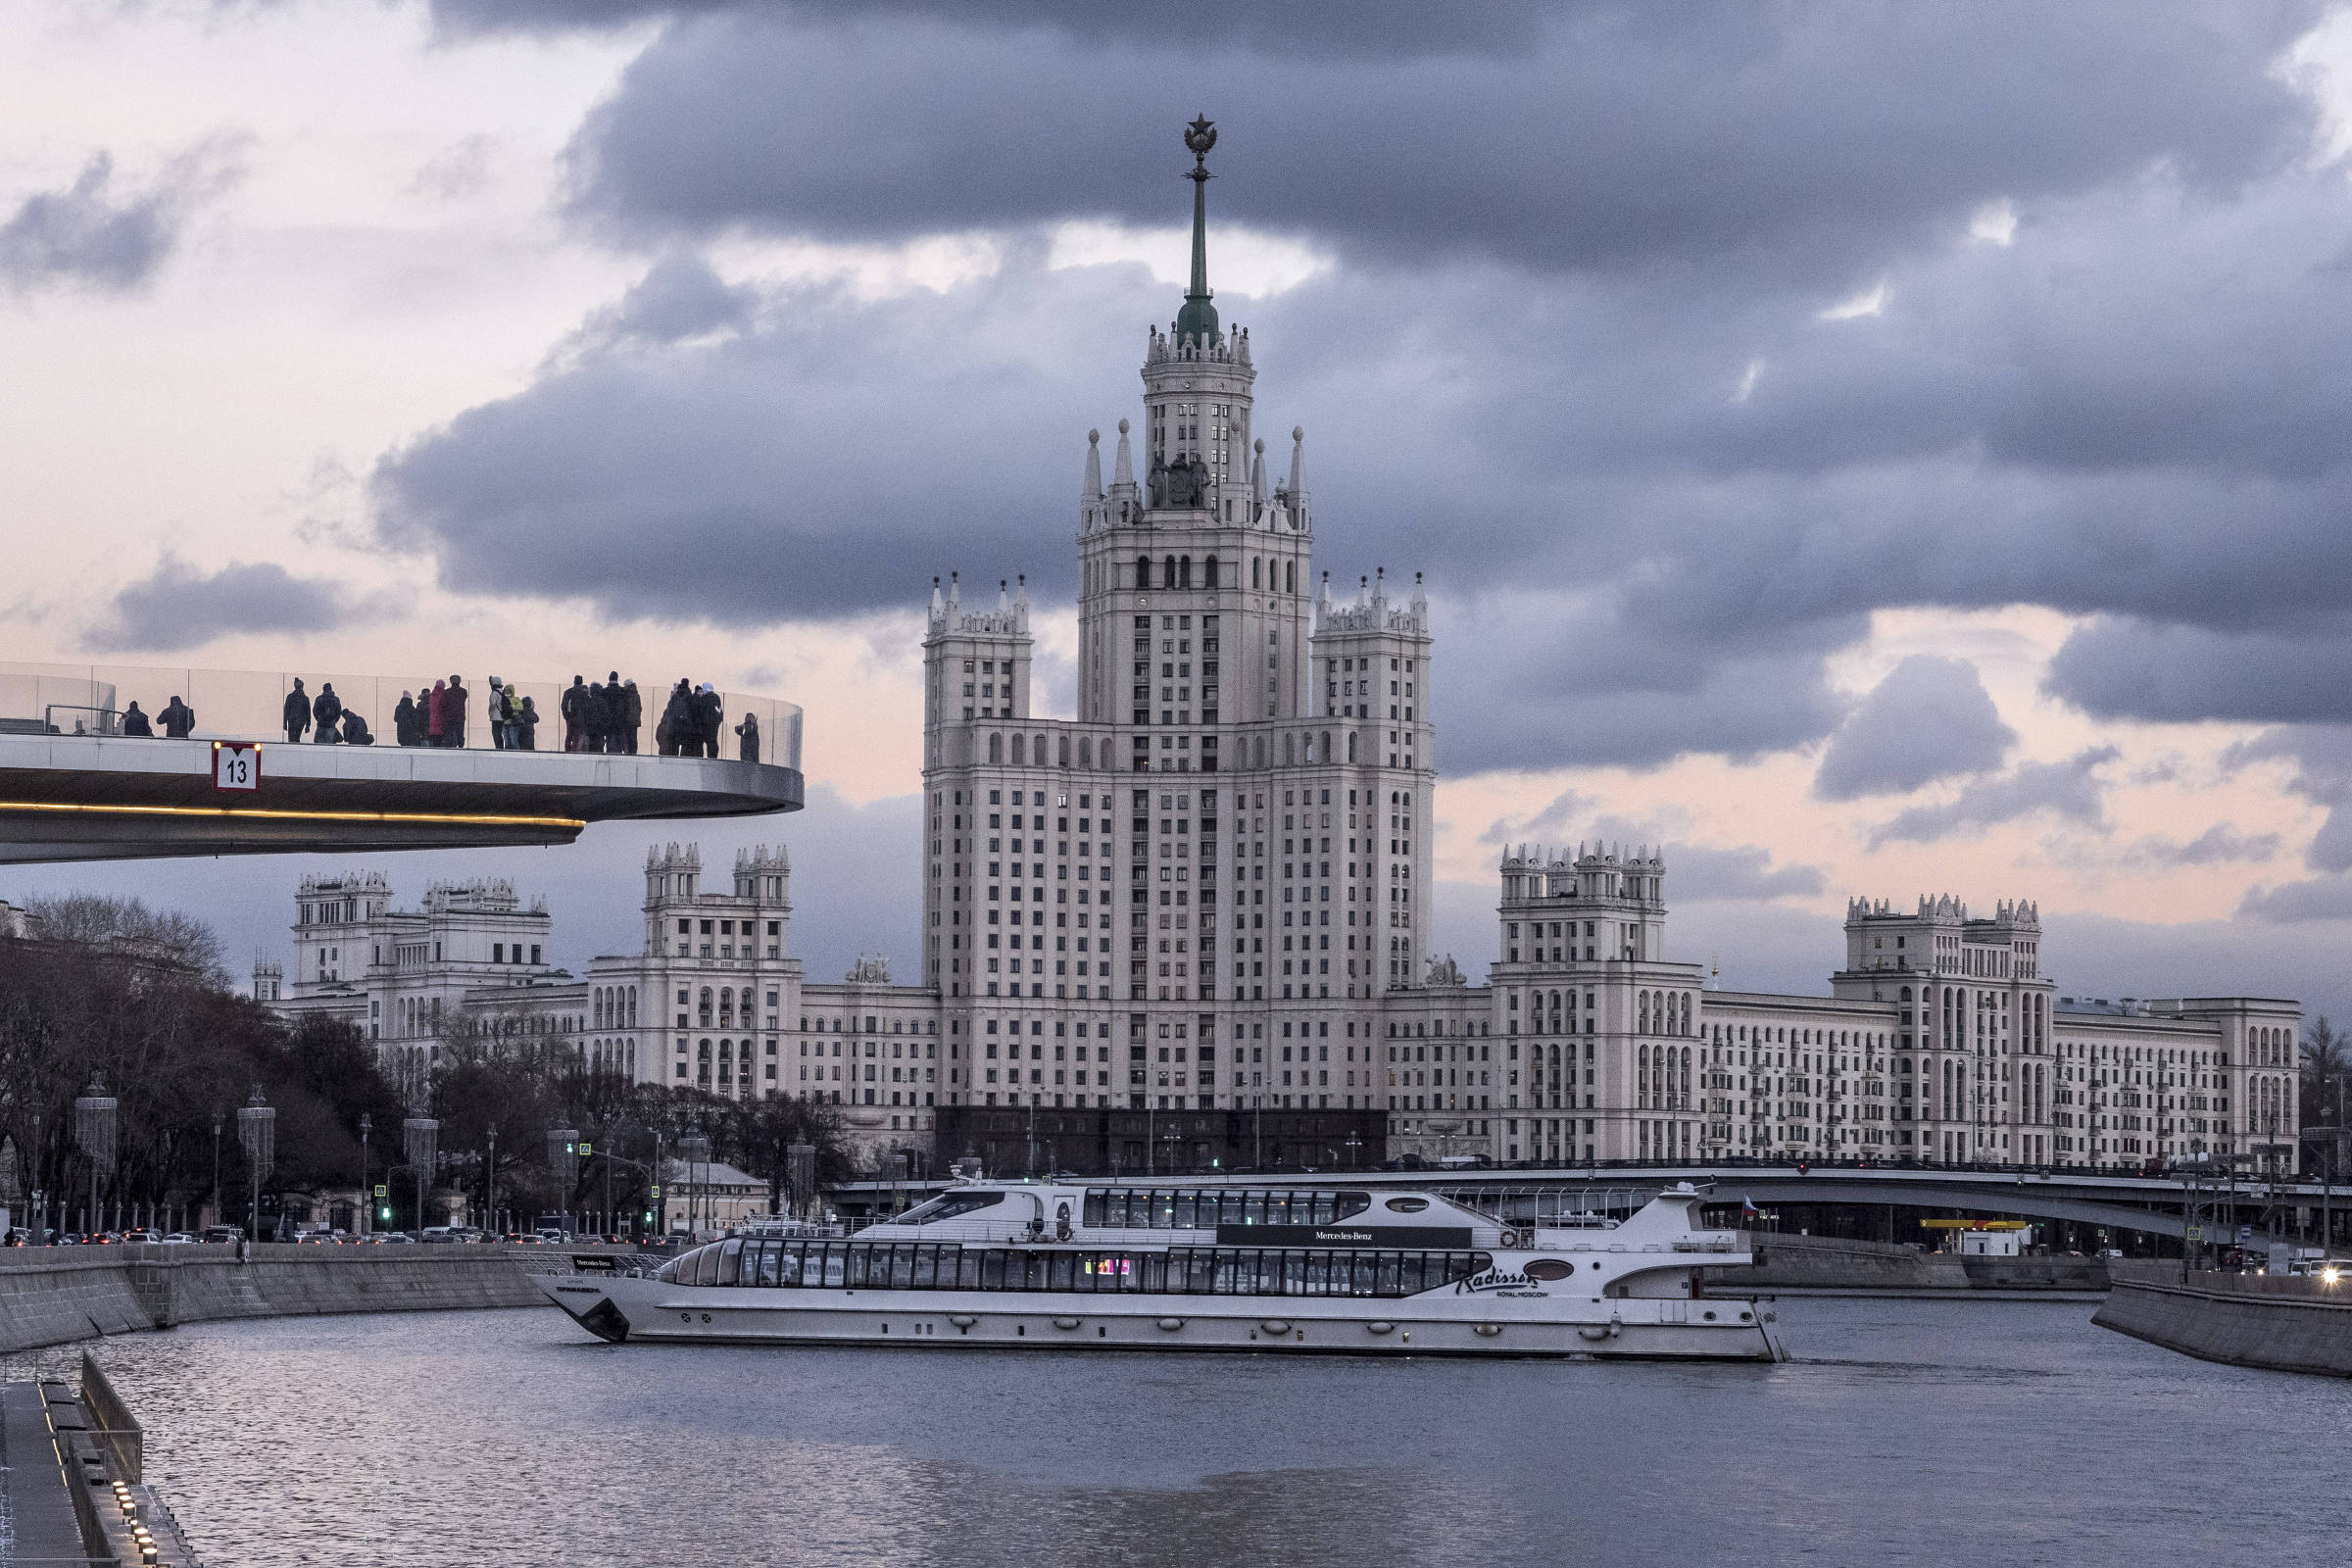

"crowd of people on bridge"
[114,672,763,763]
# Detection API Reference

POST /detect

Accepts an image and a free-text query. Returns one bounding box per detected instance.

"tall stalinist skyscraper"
[920,117,1434,1146]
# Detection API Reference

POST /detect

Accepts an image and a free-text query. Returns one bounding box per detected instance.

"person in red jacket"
[426,679,448,747]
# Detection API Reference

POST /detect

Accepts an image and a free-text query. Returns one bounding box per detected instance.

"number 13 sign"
[213,742,260,792]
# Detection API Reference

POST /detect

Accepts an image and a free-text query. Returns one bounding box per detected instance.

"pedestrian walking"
[160,695,195,738]
[283,680,311,744]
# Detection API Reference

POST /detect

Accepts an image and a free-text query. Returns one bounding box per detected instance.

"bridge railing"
[0,660,802,771]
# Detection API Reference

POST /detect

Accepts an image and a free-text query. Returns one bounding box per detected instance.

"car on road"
[201,1225,243,1244]
[159,1233,197,1245]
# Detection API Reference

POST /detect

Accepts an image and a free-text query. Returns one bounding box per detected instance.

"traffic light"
[378,1205,392,1221]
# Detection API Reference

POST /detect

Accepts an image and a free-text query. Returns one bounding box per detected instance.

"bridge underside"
[0,735,803,862]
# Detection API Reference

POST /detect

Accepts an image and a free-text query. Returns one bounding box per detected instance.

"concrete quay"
[0,1243,569,1356]
[2094,1260,2352,1376]
[1705,1231,2112,1297]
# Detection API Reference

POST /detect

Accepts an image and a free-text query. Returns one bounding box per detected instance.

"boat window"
[1242,1192,1267,1226]
[655,1253,683,1283]
[1385,1197,1429,1213]
[895,1191,1006,1226]
[1309,1192,1337,1225]
[890,1246,916,1290]
[755,1241,782,1286]
[715,1239,743,1286]
[1171,1192,1200,1231]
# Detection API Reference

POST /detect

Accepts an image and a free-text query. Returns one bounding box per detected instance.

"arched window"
[1137,554,1152,590]
[988,732,1003,763]
[1011,733,1026,765]
[1284,734,1296,765]
[1079,736,1093,768]
[1056,734,1070,767]
[1285,560,1296,594]
[1251,558,1262,590]
[1348,732,1358,762]
[1252,736,1266,768]
[1164,555,1177,588]
[1205,556,1220,588]
[1180,555,1193,587]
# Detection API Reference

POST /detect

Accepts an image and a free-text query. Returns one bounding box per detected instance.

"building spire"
[1175,116,1219,346]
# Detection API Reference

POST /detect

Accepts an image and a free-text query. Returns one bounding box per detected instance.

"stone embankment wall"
[1705,1232,2111,1296]
[0,1244,564,1355]
[2094,1260,2352,1376]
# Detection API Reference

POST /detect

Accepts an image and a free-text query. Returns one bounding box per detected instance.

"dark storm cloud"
[557,4,2315,278]
[1664,843,1824,903]
[2129,823,2279,868]
[430,0,1545,55]
[84,556,377,653]
[1813,656,2013,801]
[1869,746,2117,848]
[375,0,2352,770]
[0,141,241,296]
[2046,615,2352,725]
[2238,875,2352,922]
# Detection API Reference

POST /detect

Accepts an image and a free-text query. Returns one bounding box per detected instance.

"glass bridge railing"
[0,661,803,773]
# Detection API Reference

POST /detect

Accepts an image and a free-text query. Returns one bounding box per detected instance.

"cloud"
[1666,843,1825,902]
[0,140,243,296]
[554,5,2315,277]
[2129,822,2279,867]
[2237,875,2352,922]
[2227,726,2352,872]
[1869,746,2117,848]
[83,556,383,654]
[1813,655,2014,801]
[578,252,757,347]
[1478,788,1595,846]
[2045,614,2352,725]
[407,135,497,203]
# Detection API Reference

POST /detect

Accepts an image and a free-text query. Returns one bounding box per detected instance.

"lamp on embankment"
[74,1077,116,1240]
[237,1088,274,1242]
[404,1117,438,1234]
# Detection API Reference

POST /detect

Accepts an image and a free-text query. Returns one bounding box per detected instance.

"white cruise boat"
[539,1181,1783,1360]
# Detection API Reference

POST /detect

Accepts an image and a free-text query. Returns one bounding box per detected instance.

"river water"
[61,1298,2352,1567]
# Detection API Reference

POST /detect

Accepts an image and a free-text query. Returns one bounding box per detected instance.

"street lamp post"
[74,1076,117,1241]
[485,1123,499,1235]
[209,1110,221,1233]
[358,1113,371,1237]
[403,1117,438,1235]
[236,1088,275,1243]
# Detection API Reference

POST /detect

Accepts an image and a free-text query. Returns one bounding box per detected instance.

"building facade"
[260,132,2300,1177]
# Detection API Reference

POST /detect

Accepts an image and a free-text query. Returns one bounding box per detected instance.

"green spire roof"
[1175,115,1219,345]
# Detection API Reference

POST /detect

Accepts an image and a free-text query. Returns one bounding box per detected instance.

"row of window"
[660,1239,1492,1298]
[1079,1188,1375,1229]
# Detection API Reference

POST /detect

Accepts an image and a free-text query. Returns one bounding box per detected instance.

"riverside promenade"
[2095,1259,2352,1375]
[0,1243,576,1356]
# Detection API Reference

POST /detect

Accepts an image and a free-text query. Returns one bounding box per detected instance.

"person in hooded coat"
[121,701,153,737]
[283,680,311,744]
[657,680,688,755]
[340,709,373,745]
[160,696,195,738]
[312,683,343,743]
[426,679,448,746]
[515,695,540,751]
[393,691,418,747]
[620,679,642,753]
[602,671,625,753]
[693,683,723,759]
[443,675,468,747]
[584,679,610,754]
[733,710,760,763]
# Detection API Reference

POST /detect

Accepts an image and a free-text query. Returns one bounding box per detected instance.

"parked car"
[201,1225,243,1244]
[159,1233,197,1245]
[373,1232,417,1246]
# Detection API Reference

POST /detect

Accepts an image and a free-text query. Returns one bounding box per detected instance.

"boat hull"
[538,1273,1783,1361]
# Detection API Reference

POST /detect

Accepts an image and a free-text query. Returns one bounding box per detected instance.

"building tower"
[918,119,1435,1140]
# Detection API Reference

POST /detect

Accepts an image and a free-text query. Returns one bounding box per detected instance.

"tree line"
[0,896,851,1234]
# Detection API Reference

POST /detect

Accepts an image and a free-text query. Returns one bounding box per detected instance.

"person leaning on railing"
[121,701,153,737]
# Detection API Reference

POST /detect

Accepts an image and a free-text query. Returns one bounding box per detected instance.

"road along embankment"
[0,1243,565,1355]
[2094,1260,2352,1376]
[1704,1232,2111,1297]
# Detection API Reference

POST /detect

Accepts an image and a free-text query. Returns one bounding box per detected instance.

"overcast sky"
[8,0,2352,1023]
